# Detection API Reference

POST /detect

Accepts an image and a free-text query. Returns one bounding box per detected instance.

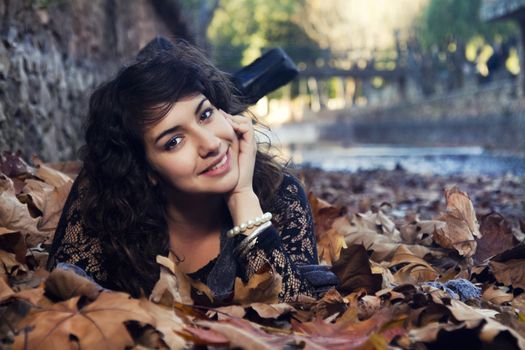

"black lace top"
[47,172,337,302]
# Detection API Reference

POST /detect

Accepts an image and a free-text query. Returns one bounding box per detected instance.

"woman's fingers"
[226,114,254,135]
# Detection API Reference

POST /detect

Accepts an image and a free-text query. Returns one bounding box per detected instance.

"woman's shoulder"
[276,171,308,197]
[270,170,310,213]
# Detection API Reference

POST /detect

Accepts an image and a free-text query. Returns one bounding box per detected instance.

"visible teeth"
[209,154,227,171]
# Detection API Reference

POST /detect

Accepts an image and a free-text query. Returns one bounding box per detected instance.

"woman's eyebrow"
[154,97,208,145]
[194,97,207,115]
[154,125,181,145]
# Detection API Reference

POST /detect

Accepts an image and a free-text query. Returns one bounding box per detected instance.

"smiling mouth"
[200,147,230,175]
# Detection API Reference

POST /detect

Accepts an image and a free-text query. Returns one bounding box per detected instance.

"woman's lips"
[201,148,231,176]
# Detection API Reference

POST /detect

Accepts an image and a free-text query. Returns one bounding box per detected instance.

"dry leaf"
[211,305,246,319]
[182,324,230,347]
[138,299,187,349]
[352,210,400,238]
[249,303,295,319]
[309,193,348,264]
[0,277,14,299]
[37,182,72,231]
[0,175,41,235]
[0,151,34,177]
[233,265,282,305]
[317,227,347,265]
[482,285,513,305]
[308,192,346,234]
[32,156,73,188]
[21,179,54,213]
[389,245,439,284]
[489,259,525,290]
[331,245,382,295]
[310,288,347,320]
[152,254,214,306]
[0,249,28,278]
[14,292,155,350]
[433,187,480,257]
[399,219,445,244]
[474,212,516,263]
[197,317,295,350]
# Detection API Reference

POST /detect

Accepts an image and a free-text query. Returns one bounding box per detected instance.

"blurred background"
[1,0,524,176]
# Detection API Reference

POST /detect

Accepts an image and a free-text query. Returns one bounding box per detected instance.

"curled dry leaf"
[433,186,480,257]
[399,219,445,245]
[389,245,439,284]
[0,174,41,236]
[21,179,54,214]
[14,292,156,350]
[233,265,282,305]
[31,156,73,188]
[352,210,400,238]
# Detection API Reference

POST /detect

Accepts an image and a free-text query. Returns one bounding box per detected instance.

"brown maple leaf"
[14,291,155,350]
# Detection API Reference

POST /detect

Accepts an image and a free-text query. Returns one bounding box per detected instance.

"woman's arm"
[223,113,337,301]
[234,173,323,302]
[47,173,110,286]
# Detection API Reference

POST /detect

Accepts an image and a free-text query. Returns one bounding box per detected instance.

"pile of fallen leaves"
[1,151,525,349]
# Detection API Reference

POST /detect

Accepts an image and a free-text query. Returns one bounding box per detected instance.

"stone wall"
[0,0,183,161]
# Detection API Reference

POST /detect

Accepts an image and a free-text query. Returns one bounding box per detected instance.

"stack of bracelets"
[227,212,273,258]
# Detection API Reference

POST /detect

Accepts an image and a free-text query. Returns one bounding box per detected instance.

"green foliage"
[208,0,320,71]
[32,0,63,9]
[417,0,518,50]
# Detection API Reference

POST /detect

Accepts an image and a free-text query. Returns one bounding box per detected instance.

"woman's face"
[143,93,240,196]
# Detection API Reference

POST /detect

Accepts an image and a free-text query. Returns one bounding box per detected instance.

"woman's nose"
[196,129,221,158]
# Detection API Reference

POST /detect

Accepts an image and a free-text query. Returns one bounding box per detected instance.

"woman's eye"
[200,107,214,122]
[164,136,183,150]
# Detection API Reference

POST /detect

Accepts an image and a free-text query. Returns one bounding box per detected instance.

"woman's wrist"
[226,190,264,234]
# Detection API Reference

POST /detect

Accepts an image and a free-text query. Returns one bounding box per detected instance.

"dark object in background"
[232,48,299,105]
[138,37,299,105]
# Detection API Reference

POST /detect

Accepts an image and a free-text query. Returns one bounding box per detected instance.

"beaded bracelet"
[234,221,272,258]
[226,212,272,238]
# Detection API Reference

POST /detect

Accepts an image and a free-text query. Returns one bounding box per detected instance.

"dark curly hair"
[81,38,284,297]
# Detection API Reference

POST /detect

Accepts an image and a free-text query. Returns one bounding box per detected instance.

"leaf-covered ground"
[1,152,525,349]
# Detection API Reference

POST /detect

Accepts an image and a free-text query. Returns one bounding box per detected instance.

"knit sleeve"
[237,173,320,302]
[46,172,110,286]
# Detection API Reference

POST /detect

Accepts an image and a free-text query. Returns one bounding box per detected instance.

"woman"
[47,37,337,302]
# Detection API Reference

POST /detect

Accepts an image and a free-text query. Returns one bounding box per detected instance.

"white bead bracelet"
[227,212,272,238]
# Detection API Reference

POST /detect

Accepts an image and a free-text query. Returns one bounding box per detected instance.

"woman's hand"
[224,112,257,196]
[222,111,263,230]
